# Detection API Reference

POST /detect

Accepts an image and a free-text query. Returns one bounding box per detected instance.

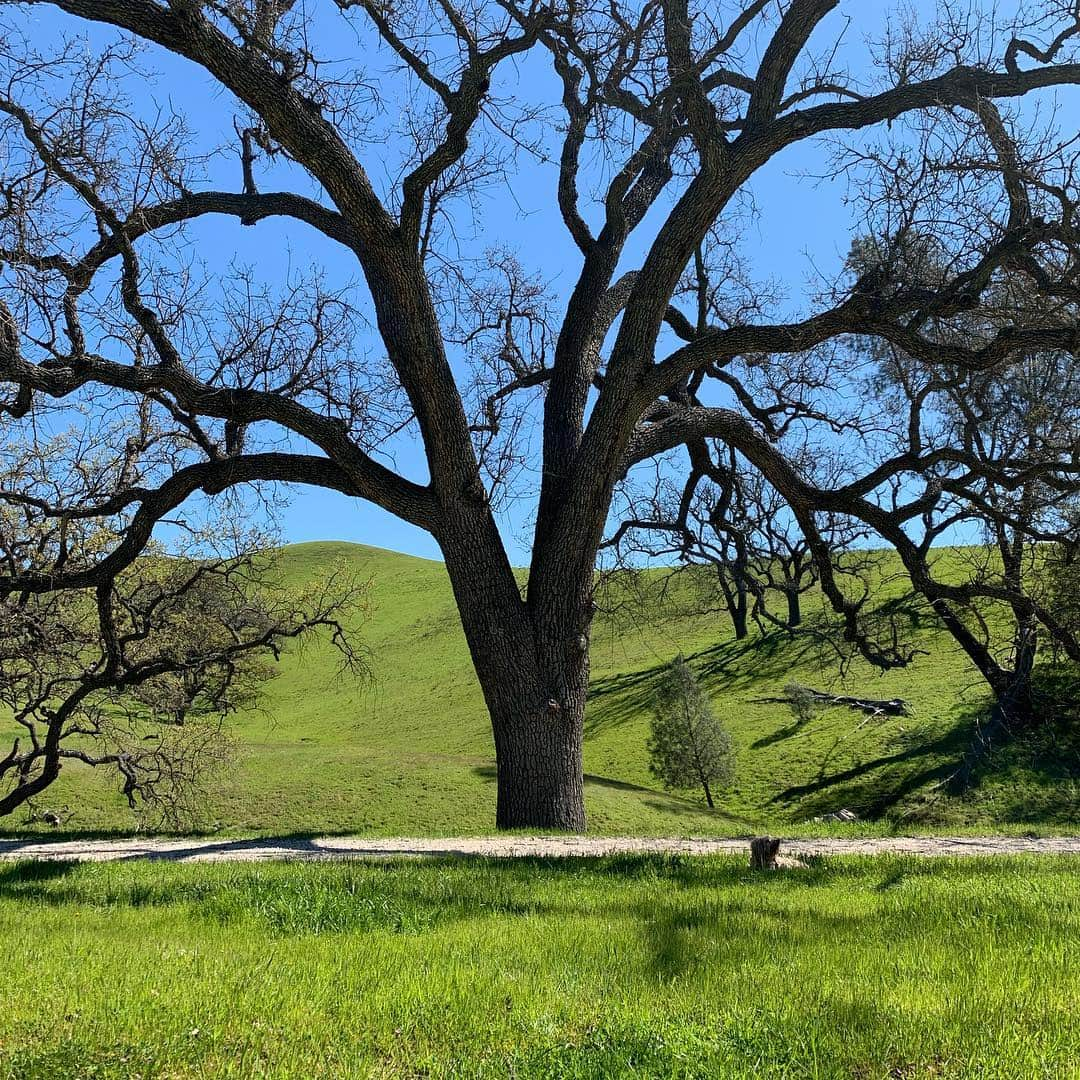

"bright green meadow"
[0,854,1076,1078]
[4,541,1078,836]
[2,545,1077,1080]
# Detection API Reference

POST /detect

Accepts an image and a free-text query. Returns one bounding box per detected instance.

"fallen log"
[754,687,910,716]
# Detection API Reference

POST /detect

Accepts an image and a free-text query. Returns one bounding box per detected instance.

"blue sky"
[11,1,1062,562]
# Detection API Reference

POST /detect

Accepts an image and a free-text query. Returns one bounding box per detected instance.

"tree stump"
[750,836,781,870]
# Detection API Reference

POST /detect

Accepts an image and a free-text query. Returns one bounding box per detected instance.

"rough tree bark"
[750,836,781,869]
[443,531,591,830]
[785,588,802,630]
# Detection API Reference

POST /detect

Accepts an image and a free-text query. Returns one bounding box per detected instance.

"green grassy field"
[0,854,1076,1078]
[4,541,1077,836]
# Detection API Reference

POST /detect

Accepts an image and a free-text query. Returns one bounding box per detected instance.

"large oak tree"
[1,0,1079,829]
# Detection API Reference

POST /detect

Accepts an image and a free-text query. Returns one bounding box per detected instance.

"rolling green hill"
[5,541,1078,835]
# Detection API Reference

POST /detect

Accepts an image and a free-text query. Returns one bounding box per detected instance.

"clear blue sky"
[13,1,1060,562]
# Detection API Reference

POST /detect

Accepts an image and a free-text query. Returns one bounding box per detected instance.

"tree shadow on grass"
[768,721,971,820]
[585,630,823,740]
[944,685,1080,823]
[693,630,825,691]
[470,764,676,797]
[469,765,754,826]
[0,859,78,896]
[0,851,748,921]
[637,798,753,826]
[582,772,751,823]
[2,852,1072,972]
[750,716,812,749]
[623,857,1080,982]
[0,849,787,918]
[634,891,877,982]
[771,678,1080,824]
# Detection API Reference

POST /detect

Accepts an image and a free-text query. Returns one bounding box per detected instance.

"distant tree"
[608,446,864,638]
[659,238,1080,782]
[607,445,755,639]
[784,682,821,728]
[647,655,733,809]
[0,545,367,825]
[859,277,1080,749]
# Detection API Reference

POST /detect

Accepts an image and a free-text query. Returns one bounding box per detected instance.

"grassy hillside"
[5,541,1077,836]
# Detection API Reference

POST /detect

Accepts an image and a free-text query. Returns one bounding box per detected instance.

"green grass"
[0,855,1076,1078]
[4,541,1078,836]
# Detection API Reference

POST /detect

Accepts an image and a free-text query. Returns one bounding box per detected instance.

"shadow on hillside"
[750,716,812,749]
[944,684,1080,824]
[585,629,823,738]
[769,719,973,820]
[637,798,752,825]
[471,764,658,794]
[469,766,751,823]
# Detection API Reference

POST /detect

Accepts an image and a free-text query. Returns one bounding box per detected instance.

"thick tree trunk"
[501,595,592,832]
[731,601,748,640]
[492,690,586,831]
[439,521,591,832]
[785,588,801,628]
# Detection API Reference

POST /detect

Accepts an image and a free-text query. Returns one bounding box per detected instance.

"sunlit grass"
[1,854,1077,1077]
[3,541,1077,837]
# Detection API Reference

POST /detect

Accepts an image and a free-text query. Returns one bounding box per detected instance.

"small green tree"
[647,656,734,809]
[785,683,822,728]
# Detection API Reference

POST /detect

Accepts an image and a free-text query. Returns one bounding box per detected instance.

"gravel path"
[0,834,1078,862]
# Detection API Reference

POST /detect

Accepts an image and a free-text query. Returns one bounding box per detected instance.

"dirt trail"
[0,834,1078,862]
